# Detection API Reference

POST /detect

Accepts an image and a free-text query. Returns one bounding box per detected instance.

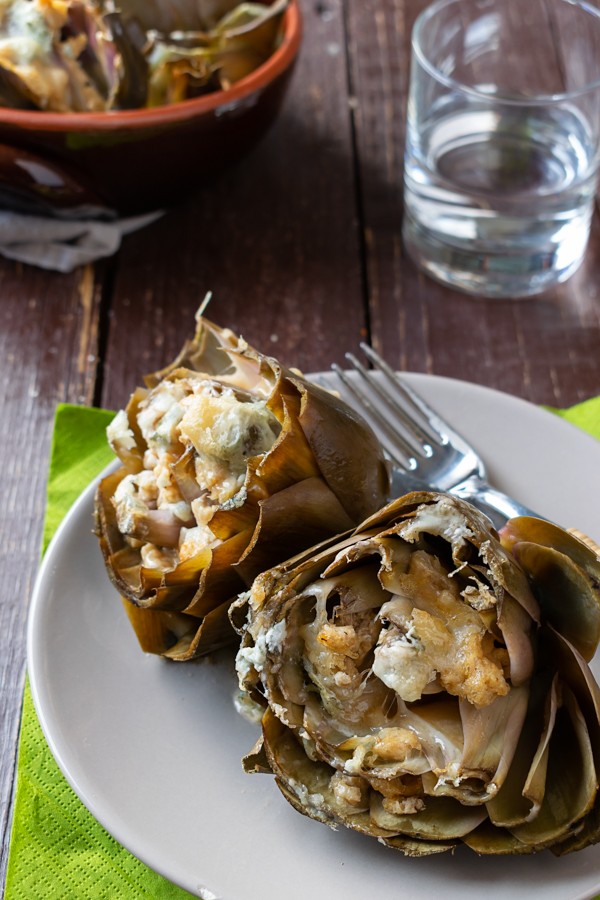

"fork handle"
[388,468,540,530]
[450,476,542,530]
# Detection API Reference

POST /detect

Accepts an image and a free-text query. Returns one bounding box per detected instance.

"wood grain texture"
[0,261,102,887]
[101,0,366,412]
[348,0,600,406]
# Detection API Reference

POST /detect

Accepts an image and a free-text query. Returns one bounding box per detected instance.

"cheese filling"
[237,497,534,818]
[110,377,280,571]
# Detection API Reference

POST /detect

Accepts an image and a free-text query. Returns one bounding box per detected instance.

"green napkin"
[6,405,194,900]
[5,398,600,899]
[547,395,600,436]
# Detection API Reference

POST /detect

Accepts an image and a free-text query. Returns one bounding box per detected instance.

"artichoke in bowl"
[0,0,290,112]
[94,314,388,660]
[234,491,600,856]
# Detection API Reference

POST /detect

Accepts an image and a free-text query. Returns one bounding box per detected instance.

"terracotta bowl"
[0,1,301,217]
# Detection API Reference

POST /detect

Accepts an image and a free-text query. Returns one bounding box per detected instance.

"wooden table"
[2,0,600,888]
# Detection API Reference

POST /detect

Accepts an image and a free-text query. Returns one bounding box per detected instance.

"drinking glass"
[402,0,600,298]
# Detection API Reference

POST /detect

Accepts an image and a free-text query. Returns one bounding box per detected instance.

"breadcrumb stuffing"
[110,377,279,572]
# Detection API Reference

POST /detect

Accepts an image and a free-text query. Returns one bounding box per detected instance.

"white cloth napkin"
[0,209,163,273]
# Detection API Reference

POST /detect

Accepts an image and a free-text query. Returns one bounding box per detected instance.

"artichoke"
[141,0,290,104]
[94,314,388,660]
[0,0,288,112]
[234,492,600,856]
[0,0,121,112]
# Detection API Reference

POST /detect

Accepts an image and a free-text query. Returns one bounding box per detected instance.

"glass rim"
[412,0,600,104]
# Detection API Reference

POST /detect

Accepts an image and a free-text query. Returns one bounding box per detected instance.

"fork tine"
[331,363,417,468]
[345,351,433,452]
[359,343,450,445]
[333,348,540,526]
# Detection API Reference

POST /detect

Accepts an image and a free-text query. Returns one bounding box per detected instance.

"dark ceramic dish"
[0,0,301,216]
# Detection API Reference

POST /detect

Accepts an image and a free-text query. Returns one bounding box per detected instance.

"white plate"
[28,373,600,900]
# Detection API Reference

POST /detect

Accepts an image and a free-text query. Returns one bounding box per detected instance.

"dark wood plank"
[348,0,600,407]
[0,261,102,886]
[101,0,367,412]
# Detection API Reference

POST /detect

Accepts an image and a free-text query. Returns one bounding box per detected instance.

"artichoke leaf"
[242,734,271,773]
[501,516,600,578]
[462,820,534,855]
[404,698,465,777]
[420,691,529,808]
[262,711,420,841]
[103,10,148,108]
[509,684,598,848]
[213,0,288,35]
[320,531,404,579]
[162,597,236,659]
[370,793,487,840]
[0,65,38,109]
[496,594,536,687]
[486,670,554,828]
[294,374,390,524]
[143,315,239,387]
[130,0,289,105]
[64,2,121,103]
[262,710,355,828]
[170,446,210,504]
[380,834,457,856]
[207,490,258,540]
[208,0,288,87]
[243,392,321,499]
[539,626,600,855]
[543,625,600,767]
[251,532,362,613]
[500,518,600,661]
[517,676,559,821]
[122,387,148,465]
[121,594,234,658]
[551,800,600,856]
[137,546,212,592]
[182,528,251,617]
[517,542,600,661]
[95,469,131,556]
[121,600,197,655]
[442,686,530,805]
[303,697,363,761]
[146,45,217,106]
[109,0,243,33]
[315,561,392,616]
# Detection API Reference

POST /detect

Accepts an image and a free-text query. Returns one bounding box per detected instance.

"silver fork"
[332,343,541,530]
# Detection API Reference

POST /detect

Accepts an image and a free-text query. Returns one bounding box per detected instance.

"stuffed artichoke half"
[234,491,600,856]
[94,315,388,661]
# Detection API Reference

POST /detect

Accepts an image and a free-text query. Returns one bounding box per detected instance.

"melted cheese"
[374,550,509,707]
[111,376,279,572]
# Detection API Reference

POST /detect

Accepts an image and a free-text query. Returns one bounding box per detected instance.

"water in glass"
[404,98,597,297]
